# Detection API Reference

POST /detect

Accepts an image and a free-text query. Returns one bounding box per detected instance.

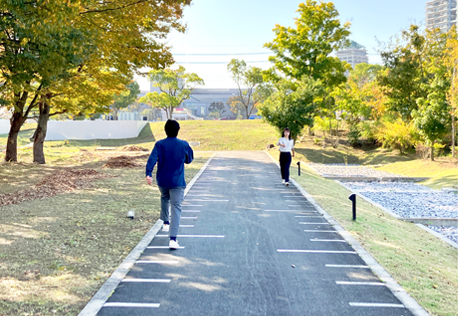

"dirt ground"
[0,152,210,316]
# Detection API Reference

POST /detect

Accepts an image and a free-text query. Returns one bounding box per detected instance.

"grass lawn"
[283,160,458,316]
[376,160,458,189]
[0,152,212,316]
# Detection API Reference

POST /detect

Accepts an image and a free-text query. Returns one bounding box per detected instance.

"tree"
[140,66,204,119]
[1,1,91,162]
[264,0,350,87]
[377,25,430,121]
[259,77,322,140]
[208,102,226,117]
[445,27,458,158]
[227,59,269,119]
[111,81,141,120]
[2,0,190,162]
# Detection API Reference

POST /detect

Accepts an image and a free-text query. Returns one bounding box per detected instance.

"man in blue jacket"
[146,120,194,249]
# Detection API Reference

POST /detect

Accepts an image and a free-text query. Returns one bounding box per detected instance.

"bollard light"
[127,210,135,219]
[297,161,301,176]
[348,194,356,221]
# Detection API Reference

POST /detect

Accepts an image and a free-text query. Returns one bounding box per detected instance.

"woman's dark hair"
[164,119,180,137]
[282,128,291,140]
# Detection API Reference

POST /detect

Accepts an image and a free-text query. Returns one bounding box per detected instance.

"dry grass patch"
[0,152,212,316]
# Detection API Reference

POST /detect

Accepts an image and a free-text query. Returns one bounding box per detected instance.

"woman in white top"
[277,128,295,186]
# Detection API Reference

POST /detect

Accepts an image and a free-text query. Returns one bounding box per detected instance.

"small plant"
[347,125,361,147]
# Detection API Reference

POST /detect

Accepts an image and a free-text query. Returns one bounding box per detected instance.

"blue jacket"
[146,137,194,188]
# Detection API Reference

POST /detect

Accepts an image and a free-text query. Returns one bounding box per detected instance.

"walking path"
[83,151,426,316]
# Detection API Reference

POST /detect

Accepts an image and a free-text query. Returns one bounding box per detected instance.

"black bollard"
[297,161,301,176]
[348,194,356,221]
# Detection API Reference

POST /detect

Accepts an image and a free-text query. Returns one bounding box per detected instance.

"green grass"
[283,159,458,316]
[376,160,458,189]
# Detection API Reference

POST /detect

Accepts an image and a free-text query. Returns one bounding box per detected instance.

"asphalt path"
[97,151,414,316]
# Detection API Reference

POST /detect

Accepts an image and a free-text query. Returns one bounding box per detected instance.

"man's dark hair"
[282,127,291,140]
[165,119,180,137]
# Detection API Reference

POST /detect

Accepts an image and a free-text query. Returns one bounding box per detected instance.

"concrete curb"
[263,152,430,316]
[416,224,458,250]
[78,153,216,316]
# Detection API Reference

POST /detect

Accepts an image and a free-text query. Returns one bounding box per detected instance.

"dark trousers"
[279,152,292,182]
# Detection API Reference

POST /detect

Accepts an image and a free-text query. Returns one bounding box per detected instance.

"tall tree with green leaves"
[262,0,350,136]
[377,25,430,121]
[140,66,204,119]
[227,59,270,119]
[260,78,322,140]
[264,0,350,87]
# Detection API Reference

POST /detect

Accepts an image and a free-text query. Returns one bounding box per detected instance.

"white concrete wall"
[0,119,10,135]
[45,120,147,141]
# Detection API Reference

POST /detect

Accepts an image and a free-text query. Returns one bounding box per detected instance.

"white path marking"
[104,303,160,308]
[325,264,369,269]
[181,217,197,219]
[185,199,229,202]
[265,210,303,212]
[136,260,178,264]
[179,225,194,228]
[121,279,171,283]
[303,230,339,233]
[283,196,303,198]
[295,216,323,218]
[311,239,346,243]
[156,235,224,238]
[146,246,185,249]
[277,249,356,254]
[299,222,330,225]
[336,281,386,286]
[349,302,405,308]
[181,205,203,207]
[182,210,201,213]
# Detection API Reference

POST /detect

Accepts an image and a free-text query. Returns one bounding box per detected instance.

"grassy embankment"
[283,161,458,316]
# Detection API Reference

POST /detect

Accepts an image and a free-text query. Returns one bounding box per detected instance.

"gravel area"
[308,163,404,178]
[343,181,458,218]
[429,226,458,244]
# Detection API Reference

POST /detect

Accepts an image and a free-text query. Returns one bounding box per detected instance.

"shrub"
[375,119,418,154]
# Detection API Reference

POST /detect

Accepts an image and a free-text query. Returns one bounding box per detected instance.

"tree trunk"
[33,101,50,164]
[430,140,435,162]
[452,113,456,158]
[5,112,27,162]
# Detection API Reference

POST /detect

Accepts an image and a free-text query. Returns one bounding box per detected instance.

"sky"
[136,0,427,91]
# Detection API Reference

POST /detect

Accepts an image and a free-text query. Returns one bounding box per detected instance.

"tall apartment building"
[426,0,457,32]
[335,41,368,69]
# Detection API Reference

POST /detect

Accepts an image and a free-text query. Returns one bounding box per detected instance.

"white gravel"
[429,226,458,244]
[343,181,458,219]
[308,163,403,178]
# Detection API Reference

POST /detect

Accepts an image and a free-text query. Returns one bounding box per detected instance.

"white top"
[277,137,294,152]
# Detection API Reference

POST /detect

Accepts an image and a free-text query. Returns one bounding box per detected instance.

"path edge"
[263,150,430,316]
[78,153,216,316]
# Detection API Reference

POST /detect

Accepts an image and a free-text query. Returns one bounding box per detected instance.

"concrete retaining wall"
[0,119,10,135]
[46,121,147,141]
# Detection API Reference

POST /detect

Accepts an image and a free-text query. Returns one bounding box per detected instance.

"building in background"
[335,41,369,69]
[426,0,457,33]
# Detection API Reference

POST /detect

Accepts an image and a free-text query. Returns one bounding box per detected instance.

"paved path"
[97,151,415,316]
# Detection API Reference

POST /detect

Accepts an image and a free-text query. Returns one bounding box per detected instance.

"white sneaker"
[282,180,285,184]
[169,239,180,249]
[162,224,169,232]
[285,182,289,187]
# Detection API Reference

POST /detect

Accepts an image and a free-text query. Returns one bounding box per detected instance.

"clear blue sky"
[136,0,427,90]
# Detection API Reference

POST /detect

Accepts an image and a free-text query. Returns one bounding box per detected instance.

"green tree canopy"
[140,66,204,119]
[264,0,350,87]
